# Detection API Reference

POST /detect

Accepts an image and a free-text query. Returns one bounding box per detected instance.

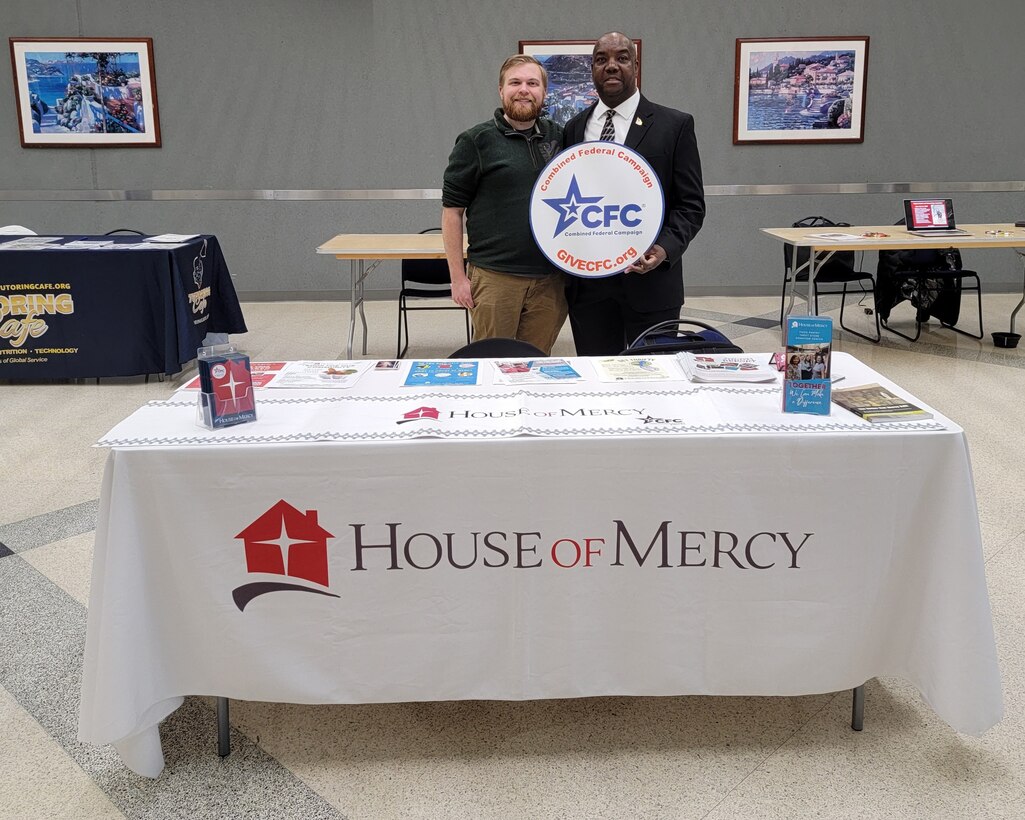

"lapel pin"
[635,117,643,126]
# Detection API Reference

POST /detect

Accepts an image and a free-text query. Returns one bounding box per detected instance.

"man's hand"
[451,273,474,309]
[442,206,474,309]
[625,244,667,274]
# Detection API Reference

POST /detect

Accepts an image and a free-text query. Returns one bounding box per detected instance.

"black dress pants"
[566,275,680,356]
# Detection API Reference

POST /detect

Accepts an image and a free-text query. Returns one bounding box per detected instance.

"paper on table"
[403,360,479,387]
[806,232,866,241]
[113,242,189,250]
[491,359,584,385]
[592,356,681,382]
[56,240,116,249]
[144,234,199,243]
[264,360,371,389]
[0,236,63,247]
[678,353,778,383]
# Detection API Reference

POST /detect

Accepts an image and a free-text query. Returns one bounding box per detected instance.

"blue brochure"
[404,360,479,386]
[782,316,833,415]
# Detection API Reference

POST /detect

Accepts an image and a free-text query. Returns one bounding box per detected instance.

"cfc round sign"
[529,142,664,278]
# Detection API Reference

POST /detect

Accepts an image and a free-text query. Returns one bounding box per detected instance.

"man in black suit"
[563,31,705,354]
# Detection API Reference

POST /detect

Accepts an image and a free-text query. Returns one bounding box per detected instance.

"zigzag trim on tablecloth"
[156,384,772,409]
[97,418,947,448]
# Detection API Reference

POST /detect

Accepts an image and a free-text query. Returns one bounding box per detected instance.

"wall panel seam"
[1,181,1024,201]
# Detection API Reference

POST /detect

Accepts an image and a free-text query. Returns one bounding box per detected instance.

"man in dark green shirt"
[442,55,565,354]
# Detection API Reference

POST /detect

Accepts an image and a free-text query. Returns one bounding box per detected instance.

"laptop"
[903,198,970,236]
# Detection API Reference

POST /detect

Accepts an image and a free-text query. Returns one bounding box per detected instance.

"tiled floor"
[1,293,1023,819]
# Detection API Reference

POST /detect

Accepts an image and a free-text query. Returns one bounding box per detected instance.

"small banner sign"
[529,142,665,278]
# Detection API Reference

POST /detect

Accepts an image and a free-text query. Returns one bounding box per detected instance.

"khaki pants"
[467,264,568,354]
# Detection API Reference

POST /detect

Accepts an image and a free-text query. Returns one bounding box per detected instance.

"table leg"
[217,696,231,756]
[782,248,818,343]
[851,684,865,731]
[357,265,369,356]
[343,259,373,358]
[806,250,819,316]
[346,260,359,359]
[783,243,801,322]
[1009,251,1025,335]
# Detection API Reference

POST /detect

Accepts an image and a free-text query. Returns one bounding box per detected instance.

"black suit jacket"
[563,95,705,311]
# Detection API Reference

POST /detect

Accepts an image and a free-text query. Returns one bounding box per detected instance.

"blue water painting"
[745,49,856,131]
[23,51,146,135]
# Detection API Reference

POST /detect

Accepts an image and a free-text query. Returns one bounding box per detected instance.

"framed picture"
[734,37,868,144]
[519,39,642,126]
[9,37,161,147]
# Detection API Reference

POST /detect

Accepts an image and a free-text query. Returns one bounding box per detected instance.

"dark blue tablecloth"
[0,235,247,379]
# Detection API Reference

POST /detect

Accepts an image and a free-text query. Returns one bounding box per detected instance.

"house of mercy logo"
[529,142,664,278]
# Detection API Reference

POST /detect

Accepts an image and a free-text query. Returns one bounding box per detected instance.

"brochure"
[196,348,257,429]
[491,358,583,385]
[404,360,479,386]
[593,356,679,382]
[678,353,778,383]
[264,360,371,389]
[181,361,287,390]
[832,383,934,422]
[782,315,833,415]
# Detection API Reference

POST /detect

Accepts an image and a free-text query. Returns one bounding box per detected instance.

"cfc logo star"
[543,175,603,237]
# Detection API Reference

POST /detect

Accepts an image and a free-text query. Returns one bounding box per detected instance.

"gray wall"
[2,0,1023,296]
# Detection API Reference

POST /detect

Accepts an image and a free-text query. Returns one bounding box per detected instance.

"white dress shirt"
[582,90,641,144]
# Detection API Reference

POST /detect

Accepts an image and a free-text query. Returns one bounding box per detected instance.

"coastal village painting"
[734,37,868,144]
[10,38,160,147]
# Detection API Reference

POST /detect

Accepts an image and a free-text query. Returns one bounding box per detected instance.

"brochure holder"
[782,316,833,415]
[196,344,257,429]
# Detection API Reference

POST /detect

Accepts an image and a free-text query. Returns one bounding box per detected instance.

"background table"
[0,235,247,378]
[761,223,1025,332]
[316,233,459,357]
[79,354,1002,776]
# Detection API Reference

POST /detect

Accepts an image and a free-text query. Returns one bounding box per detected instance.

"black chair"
[780,216,880,343]
[876,219,983,342]
[621,319,743,355]
[449,337,545,359]
[397,228,470,358]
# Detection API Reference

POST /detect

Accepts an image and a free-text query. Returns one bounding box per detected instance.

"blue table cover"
[0,235,247,378]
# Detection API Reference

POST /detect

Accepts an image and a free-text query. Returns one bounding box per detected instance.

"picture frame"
[9,37,161,148]
[734,37,868,144]
[519,39,642,126]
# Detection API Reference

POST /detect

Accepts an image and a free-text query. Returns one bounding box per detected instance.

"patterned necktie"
[599,109,616,142]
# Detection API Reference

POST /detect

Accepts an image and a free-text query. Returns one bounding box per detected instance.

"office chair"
[449,337,545,359]
[621,319,743,355]
[397,228,470,358]
[104,229,146,235]
[876,219,983,342]
[0,225,36,235]
[780,216,881,343]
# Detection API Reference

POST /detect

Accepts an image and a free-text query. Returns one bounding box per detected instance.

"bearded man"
[442,55,566,353]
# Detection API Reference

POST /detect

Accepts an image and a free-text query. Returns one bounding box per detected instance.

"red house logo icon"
[231,500,340,611]
[396,406,440,425]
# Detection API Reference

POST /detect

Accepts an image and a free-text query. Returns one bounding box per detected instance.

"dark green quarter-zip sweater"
[442,109,562,276]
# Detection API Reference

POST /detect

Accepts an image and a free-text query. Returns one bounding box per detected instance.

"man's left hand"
[625,244,666,274]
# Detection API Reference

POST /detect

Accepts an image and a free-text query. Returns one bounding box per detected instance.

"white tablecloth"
[78,354,1002,776]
